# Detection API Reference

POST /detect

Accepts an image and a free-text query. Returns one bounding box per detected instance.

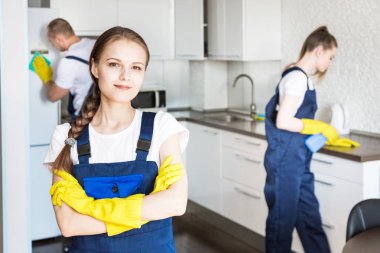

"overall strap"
[76,125,91,164]
[136,112,156,161]
[65,55,89,65]
[281,66,310,90]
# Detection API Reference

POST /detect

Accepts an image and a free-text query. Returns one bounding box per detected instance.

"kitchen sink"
[203,113,253,123]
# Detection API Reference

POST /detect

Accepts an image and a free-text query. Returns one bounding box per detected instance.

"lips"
[114,84,132,90]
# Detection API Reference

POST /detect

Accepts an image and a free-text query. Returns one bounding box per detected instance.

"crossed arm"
[52,133,188,237]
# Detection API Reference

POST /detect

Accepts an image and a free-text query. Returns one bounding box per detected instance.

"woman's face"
[316,46,337,73]
[91,39,147,104]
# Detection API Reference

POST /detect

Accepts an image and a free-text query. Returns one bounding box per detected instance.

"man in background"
[33,18,95,119]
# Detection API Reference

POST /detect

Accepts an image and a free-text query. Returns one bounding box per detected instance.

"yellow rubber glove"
[107,155,185,236]
[33,55,53,84]
[301,118,339,144]
[152,155,184,194]
[50,170,144,231]
[326,137,360,148]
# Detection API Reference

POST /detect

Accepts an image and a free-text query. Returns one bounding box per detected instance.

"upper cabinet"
[118,0,175,60]
[51,0,175,60]
[50,0,118,36]
[207,0,281,61]
[175,0,204,60]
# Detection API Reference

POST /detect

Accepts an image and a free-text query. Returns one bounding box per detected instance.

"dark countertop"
[171,109,380,163]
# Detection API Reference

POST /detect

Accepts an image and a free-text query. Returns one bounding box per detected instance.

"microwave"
[131,86,166,112]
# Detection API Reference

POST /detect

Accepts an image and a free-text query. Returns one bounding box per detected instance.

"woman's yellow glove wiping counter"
[301,118,359,147]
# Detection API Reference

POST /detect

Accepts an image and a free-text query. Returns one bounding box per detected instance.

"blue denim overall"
[263,67,330,253]
[65,56,93,119]
[69,112,176,253]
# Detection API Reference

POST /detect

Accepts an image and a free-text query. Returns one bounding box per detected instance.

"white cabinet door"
[221,178,267,235]
[175,0,204,59]
[118,0,175,59]
[28,8,60,146]
[31,146,61,240]
[29,70,59,145]
[186,122,221,213]
[207,0,281,61]
[224,0,243,60]
[207,0,225,59]
[221,146,265,191]
[50,0,118,36]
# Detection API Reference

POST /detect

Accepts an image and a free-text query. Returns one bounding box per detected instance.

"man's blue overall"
[68,112,176,253]
[65,55,93,119]
[263,67,330,253]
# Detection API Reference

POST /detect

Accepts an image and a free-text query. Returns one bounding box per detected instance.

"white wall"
[282,0,380,134]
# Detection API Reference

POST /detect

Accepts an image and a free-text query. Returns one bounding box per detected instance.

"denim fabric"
[69,112,175,253]
[263,67,330,253]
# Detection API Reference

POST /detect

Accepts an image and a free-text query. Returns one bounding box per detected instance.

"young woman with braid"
[44,26,189,253]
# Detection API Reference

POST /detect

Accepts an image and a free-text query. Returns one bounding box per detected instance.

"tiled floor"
[32,216,262,253]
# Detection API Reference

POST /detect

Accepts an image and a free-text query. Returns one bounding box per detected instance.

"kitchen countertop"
[170,109,380,162]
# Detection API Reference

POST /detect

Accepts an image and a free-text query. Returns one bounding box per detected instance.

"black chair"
[346,198,380,241]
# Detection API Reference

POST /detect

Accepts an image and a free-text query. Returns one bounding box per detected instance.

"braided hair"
[52,26,150,172]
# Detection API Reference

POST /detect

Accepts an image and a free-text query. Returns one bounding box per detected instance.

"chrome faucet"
[232,73,256,119]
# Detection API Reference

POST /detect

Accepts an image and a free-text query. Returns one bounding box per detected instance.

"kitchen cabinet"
[51,0,175,59]
[207,0,281,61]
[185,122,222,213]
[175,0,204,60]
[291,153,380,253]
[221,131,267,235]
[30,146,60,240]
[184,121,380,253]
[118,0,175,60]
[50,0,118,36]
[29,8,61,240]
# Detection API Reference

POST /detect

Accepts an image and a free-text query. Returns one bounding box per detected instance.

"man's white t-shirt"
[44,110,189,168]
[55,38,96,115]
[278,70,314,110]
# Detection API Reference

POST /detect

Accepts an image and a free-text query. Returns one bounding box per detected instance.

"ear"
[315,45,324,57]
[90,59,99,78]
[55,34,65,44]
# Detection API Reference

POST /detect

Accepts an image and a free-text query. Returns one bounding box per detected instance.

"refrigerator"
[28,8,61,240]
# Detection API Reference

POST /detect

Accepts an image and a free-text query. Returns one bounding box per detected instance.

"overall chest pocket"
[83,174,144,199]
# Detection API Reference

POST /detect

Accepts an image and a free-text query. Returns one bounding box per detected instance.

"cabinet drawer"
[314,173,363,224]
[221,178,267,235]
[222,131,266,156]
[311,153,362,183]
[321,216,346,253]
[222,146,266,191]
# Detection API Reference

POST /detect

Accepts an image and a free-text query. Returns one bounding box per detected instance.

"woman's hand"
[152,155,184,194]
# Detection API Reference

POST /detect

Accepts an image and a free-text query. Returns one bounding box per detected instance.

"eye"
[109,62,121,68]
[132,65,143,71]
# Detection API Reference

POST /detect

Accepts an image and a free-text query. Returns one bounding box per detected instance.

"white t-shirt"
[55,38,96,115]
[278,70,314,110]
[44,110,189,168]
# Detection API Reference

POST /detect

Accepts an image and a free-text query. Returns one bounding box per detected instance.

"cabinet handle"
[246,141,261,146]
[31,49,49,54]
[203,129,219,135]
[234,137,261,146]
[176,54,198,58]
[312,158,333,165]
[234,186,261,199]
[57,100,61,124]
[235,153,261,164]
[322,222,335,230]
[315,179,334,187]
